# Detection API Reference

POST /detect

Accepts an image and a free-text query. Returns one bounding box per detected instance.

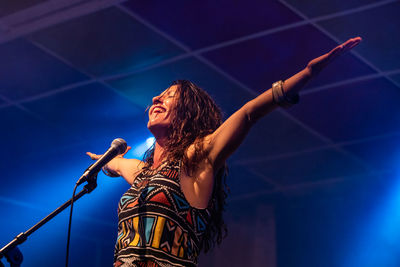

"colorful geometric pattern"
[114,161,211,267]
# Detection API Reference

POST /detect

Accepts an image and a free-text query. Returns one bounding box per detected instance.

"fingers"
[342,37,362,52]
[329,45,344,57]
[323,44,344,64]
[327,36,362,60]
[86,152,101,160]
[306,36,362,77]
[87,145,132,160]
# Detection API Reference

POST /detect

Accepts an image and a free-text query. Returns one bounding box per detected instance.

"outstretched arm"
[205,37,362,170]
[86,146,144,185]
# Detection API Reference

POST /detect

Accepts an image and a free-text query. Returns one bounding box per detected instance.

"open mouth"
[151,105,167,116]
[153,106,166,113]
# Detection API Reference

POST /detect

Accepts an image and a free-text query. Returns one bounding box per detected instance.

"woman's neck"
[152,139,167,168]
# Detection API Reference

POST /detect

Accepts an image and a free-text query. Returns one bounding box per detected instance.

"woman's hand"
[86,146,132,177]
[86,146,132,160]
[306,37,362,77]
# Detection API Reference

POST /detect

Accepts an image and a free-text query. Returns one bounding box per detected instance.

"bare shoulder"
[119,158,146,185]
[131,158,146,169]
[185,135,213,159]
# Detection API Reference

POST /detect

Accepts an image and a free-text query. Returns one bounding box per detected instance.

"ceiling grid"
[0,0,397,218]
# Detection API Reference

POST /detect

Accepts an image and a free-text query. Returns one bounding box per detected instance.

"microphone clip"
[83,173,97,193]
[76,163,98,189]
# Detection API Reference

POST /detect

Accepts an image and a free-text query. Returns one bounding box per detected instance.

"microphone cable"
[65,182,79,267]
[64,138,126,266]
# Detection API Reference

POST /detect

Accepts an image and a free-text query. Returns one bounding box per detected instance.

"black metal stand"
[0,177,97,267]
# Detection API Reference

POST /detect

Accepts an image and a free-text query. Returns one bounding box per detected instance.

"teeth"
[153,107,165,113]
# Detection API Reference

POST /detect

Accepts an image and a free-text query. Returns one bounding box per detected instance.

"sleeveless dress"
[114,161,212,267]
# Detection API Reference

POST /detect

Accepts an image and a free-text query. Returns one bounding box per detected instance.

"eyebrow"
[160,89,176,97]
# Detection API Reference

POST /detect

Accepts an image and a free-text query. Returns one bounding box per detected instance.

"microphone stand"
[0,174,98,267]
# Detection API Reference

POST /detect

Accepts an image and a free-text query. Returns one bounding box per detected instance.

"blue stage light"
[344,170,400,267]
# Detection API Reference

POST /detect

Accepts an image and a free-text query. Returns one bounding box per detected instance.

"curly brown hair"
[143,80,229,252]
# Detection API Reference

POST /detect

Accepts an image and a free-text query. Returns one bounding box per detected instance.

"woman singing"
[87,37,362,267]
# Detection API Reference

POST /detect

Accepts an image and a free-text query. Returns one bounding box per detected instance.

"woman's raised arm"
[205,37,362,170]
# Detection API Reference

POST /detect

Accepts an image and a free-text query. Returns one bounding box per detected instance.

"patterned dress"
[114,161,211,267]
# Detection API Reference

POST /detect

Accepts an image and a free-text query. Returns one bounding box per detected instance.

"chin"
[147,121,170,138]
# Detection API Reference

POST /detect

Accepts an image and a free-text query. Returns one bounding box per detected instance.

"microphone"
[77,138,127,185]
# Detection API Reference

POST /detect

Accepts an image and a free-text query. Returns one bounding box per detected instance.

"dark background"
[0,1,399,266]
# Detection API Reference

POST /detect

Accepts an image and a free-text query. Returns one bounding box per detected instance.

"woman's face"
[147,85,179,137]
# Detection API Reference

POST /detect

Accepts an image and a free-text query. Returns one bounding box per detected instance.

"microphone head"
[111,138,128,154]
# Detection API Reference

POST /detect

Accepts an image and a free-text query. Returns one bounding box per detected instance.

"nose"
[152,95,162,104]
